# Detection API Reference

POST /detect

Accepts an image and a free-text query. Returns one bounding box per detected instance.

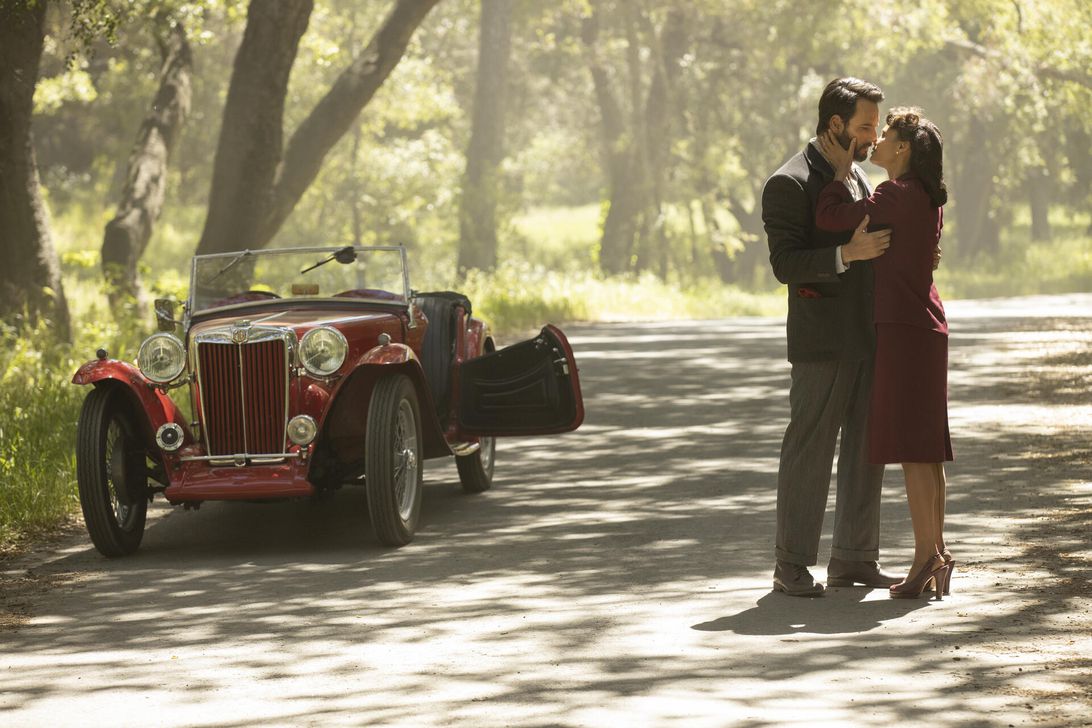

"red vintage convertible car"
[72,245,583,556]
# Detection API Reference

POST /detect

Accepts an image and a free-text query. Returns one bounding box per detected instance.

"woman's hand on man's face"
[819,130,855,182]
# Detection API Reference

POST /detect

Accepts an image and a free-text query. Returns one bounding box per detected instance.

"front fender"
[296,343,420,427]
[355,341,415,366]
[321,346,451,460]
[72,359,191,447]
[292,345,418,424]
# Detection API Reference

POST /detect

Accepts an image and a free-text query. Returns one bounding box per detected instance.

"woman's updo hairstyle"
[886,107,948,207]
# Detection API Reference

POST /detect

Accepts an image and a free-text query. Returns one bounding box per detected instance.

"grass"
[463,263,783,336]
[0,363,83,552]
[0,250,150,551]
[0,319,90,553]
[481,203,783,334]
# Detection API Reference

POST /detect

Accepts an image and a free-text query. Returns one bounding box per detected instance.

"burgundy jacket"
[815,175,947,335]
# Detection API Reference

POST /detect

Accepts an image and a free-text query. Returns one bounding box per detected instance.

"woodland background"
[1,0,1090,545]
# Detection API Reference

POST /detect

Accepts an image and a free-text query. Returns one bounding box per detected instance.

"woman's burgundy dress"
[816,174,953,465]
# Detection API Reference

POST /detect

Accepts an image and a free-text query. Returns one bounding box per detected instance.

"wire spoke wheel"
[365,375,423,546]
[77,387,149,556]
[393,399,419,521]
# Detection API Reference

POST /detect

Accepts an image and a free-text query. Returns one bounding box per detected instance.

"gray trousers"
[775,358,885,566]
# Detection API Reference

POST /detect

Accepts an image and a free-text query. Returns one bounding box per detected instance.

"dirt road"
[2,295,1090,727]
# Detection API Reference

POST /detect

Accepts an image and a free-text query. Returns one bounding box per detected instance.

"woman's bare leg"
[933,462,947,555]
[901,462,942,574]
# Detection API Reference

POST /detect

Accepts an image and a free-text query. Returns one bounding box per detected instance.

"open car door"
[456,324,584,436]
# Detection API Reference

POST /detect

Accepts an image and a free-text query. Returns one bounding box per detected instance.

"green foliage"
[0,331,83,549]
[27,0,1092,286]
[935,208,1092,299]
[33,67,97,113]
[0,261,159,550]
[0,316,83,550]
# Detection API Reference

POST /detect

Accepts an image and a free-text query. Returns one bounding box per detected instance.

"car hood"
[189,307,399,339]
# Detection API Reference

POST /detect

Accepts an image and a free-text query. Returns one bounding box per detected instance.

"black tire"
[456,437,495,494]
[76,387,149,557]
[416,294,457,419]
[365,375,423,546]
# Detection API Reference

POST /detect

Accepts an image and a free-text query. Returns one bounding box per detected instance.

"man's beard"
[837,129,871,162]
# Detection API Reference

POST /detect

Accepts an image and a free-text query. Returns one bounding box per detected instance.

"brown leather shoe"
[826,557,902,588]
[773,561,825,597]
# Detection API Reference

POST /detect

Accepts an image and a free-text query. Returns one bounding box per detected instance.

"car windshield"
[189,246,409,315]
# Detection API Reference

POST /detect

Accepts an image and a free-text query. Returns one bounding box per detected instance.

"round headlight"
[287,415,318,446]
[138,333,186,383]
[299,327,347,377]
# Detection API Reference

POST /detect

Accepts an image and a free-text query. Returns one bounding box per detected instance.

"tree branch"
[262,0,443,247]
[580,4,626,148]
[102,20,192,304]
[944,37,1092,90]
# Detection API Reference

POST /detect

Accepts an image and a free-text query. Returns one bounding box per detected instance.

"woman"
[816,107,953,599]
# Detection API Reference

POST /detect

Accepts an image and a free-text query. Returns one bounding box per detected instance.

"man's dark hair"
[816,77,884,135]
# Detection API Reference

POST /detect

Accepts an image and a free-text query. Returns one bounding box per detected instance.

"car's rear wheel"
[456,437,495,493]
[365,375,423,546]
[76,386,149,557]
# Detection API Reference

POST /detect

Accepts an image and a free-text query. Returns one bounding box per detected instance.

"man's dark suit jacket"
[762,142,876,363]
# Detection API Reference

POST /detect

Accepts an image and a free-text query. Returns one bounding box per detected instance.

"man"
[763,77,900,596]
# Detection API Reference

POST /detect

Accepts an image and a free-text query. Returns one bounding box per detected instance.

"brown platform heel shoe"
[889,554,948,600]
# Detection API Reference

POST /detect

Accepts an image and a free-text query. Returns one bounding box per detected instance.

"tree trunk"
[952,149,1000,259]
[196,0,442,257]
[583,5,686,278]
[582,9,632,275]
[0,1,70,340]
[700,197,735,283]
[581,4,655,276]
[1062,121,1092,234]
[1026,166,1051,242]
[687,76,736,284]
[599,152,648,274]
[101,20,192,309]
[195,0,314,257]
[640,8,685,279]
[724,187,766,285]
[621,4,652,275]
[457,0,513,275]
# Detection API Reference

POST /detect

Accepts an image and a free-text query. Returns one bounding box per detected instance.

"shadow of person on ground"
[692,588,934,636]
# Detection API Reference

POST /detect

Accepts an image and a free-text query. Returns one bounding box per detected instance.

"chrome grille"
[195,330,290,457]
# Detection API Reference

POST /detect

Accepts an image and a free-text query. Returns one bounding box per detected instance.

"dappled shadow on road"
[2,313,1089,726]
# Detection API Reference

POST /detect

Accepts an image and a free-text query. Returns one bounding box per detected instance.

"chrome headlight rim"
[156,422,185,452]
[138,333,186,384]
[299,326,348,377]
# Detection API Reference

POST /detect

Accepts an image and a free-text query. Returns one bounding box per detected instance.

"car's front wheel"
[456,436,495,493]
[76,386,149,557]
[365,375,423,546]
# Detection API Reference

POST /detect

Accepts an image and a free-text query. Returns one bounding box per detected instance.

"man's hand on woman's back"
[841,214,892,265]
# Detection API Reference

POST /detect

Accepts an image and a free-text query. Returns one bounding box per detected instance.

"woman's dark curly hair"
[886,107,948,207]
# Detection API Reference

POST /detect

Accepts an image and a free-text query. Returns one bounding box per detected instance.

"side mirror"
[154,298,181,332]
